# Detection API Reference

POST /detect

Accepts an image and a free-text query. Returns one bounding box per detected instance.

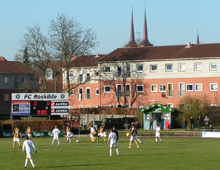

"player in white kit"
[107,129,120,156]
[52,125,61,146]
[22,135,37,168]
[65,129,74,143]
[89,125,97,143]
[155,124,163,143]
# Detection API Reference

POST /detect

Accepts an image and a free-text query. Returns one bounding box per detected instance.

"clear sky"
[1,0,220,61]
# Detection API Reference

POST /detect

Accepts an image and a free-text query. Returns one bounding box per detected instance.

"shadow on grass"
[45,163,119,168]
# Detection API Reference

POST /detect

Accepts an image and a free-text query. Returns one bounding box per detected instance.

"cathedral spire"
[125,8,137,48]
[139,6,153,47]
[197,30,200,44]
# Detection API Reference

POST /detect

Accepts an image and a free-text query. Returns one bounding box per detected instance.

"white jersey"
[22,139,37,154]
[90,127,95,133]
[108,132,117,144]
[155,127,161,137]
[52,128,60,137]
[67,132,74,137]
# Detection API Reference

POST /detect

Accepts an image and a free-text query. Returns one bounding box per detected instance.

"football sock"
[52,140,54,146]
[135,141,139,147]
[92,138,96,143]
[30,159,35,168]
[155,138,158,143]
[13,144,15,149]
[116,148,119,155]
[137,139,142,143]
[103,137,106,142]
[160,138,163,142]
[25,158,29,167]
[58,141,60,146]
[110,149,112,156]
[69,139,71,143]
[129,142,131,147]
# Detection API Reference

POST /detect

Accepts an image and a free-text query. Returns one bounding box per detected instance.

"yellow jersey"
[26,127,32,135]
[99,127,104,133]
[14,128,20,138]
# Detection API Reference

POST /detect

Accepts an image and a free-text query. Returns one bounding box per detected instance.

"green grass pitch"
[0,136,220,170]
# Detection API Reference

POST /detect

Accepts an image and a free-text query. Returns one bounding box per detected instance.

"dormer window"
[46,69,53,80]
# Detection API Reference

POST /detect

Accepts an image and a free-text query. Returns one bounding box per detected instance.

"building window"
[69,71,73,78]
[46,69,53,80]
[78,105,83,108]
[195,84,202,92]
[86,105,91,108]
[165,64,173,71]
[4,76,10,84]
[125,84,130,98]
[125,103,131,108]
[167,83,173,97]
[78,88,83,101]
[95,71,99,77]
[78,74,83,83]
[116,65,122,77]
[136,64,143,72]
[96,88,99,95]
[186,84,193,92]
[159,85,166,92]
[104,86,111,93]
[86,72,90,81]
[4,94,10,101]
[178,103,184,110]
[210,83,218,91]
[167,103,173,108]
[116,84,122,98]
[86,88,91,100]
[151,85,158,92]
[194,62,202,71]
[178,63,185,71]
[136,85,143,93]
[104,66,110,73]
[21,77,25,84]
[210,62,217,70]
[150,64,157,72]
[116,103,122,108]
[104,105,113,108]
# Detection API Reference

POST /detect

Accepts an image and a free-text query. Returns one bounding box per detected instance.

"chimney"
[95,53,100,58]
[185,42,191,48]
[71,55,77,61]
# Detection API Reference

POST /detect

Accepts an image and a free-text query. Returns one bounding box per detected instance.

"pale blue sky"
[0,0,220,61]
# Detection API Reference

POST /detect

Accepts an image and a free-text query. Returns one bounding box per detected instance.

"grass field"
[0,135,220,170]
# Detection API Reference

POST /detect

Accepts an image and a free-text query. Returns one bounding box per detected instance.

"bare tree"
[15,24,51,92]
[49,14,98,95]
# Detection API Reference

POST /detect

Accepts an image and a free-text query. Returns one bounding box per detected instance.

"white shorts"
[98,132,106,137]
[110,142,117,148]
[67,132,74,138]
[28,134,32,140]
[90,134,96,141]
[130,136,137,142]
[53,136,59,140]
[26,151,33,159]
[13,137,20,142]
[155,133,160,138]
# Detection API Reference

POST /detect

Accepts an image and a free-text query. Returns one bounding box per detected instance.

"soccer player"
[107,129,120,156]
[129,126,139,148]
[112,126,119,141]
[22,135,37,168]
[13,127,22,149]
[52,125,61,146]
[155,124,163,143]
[88,125,97,143]
[65,129,74,143]
[25,126,33,140]
[97,125,106,142]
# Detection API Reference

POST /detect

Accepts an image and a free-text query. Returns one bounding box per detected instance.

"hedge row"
[0,120,70,131]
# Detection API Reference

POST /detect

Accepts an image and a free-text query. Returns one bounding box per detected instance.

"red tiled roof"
[0,61,37,74]
[69,54,106,67]
[98,43,220,62]
[0,56,7,61]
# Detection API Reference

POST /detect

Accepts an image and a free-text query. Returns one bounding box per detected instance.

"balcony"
[167,90,173,97]
[178,90,185,97]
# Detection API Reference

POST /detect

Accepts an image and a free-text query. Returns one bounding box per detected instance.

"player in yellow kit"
[25,126,33,140]
[13,127,22,149]
[97,125,106,142]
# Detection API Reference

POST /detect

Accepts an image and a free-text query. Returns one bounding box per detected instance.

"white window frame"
[210,83,218,91]
[186,84,193,92]
[165,64,173,72]
[125,103,131,108]
[195,84,202,92]
[4,76,10,84]
[136,64,143,72]
[104,86,111,93]
[178,63,185,71]
[150,64,157,72]
[4,94,10,101]
[116,103,122,108]
[86,87,91,100]
[104,105,113,108]
[167,103,173,108]
[69,71,73,78]
[46,68,53,80]
[95,71,99,77]
[86,105,91,108]
[70,89,74,96]
[194,62,202,71]
[210,62,217,71]
[151,85,158,92]
[78,87,83,101]
[96,88,99,95]
[104,66,111,73]
[159,84,166,92]
[136,85,143,93]
[78,105,83,108]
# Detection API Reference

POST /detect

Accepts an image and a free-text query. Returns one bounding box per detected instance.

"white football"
[76,140,79,142]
